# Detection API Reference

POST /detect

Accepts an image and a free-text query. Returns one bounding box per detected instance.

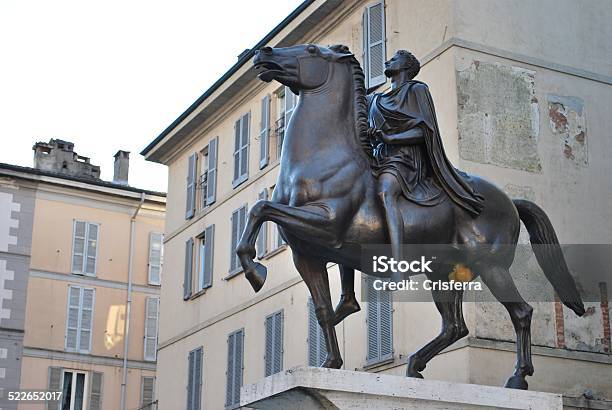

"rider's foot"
[332,293,361,325]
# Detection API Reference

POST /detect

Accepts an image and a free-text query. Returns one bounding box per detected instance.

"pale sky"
[0,0,303,192]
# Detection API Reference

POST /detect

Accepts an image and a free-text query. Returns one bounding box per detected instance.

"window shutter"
[233,330,243,406]
[273,311,283,374]
[233,119,241,183]
[380,288,393,359]
[141,376,155,410]
[66,286,81,350]
[84,223,98,276]
[259,95,271,169]
[230,210,239,272]
[264,315,273,376]
[144,296,159,361]
[46,367,62,410]
[308,299,326,366]
[186,153,198,219]
[240,113,250,181]
[202,225,214,289]
[89,371,103,410]
[364,1,386,89]
[206,137,218,205]
[148,232,163,285]
[72,221,86,273]
[284,86,296,123]
[256,190,268,258]
[225,332,235,408]
[187,349,195,410]
[194,347,203,410]
[184,238,194,300]
[80,288,94,353]
[366,278,393,363]
[366,278,379,362]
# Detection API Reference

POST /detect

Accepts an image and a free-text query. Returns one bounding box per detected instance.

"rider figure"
[335,50,484,318]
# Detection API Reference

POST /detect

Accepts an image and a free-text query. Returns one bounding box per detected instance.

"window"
[264,310,283,376]
[47,369,103,410]
[196,225,215,292]
[184,238,194,300]
[186,152,198,219]
[366,277,393,365]
[187,347,203,410]
[71,220,99,276]
[148,232,163,286]
[233,113,250,187]
[225,329,244,409]
[274,86,297,158]
[363,1,386,90]
[141,376,155,410]
[307,299,326,366]
[144,296,159,361]
[200,137,218,208]
[259,95,271,169]
[229,205,247,274]
[65,286,95,353]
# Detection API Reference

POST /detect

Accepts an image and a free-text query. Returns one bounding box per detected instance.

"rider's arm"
[381,126,424,145]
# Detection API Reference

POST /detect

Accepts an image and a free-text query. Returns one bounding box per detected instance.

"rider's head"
[384,50,420,79]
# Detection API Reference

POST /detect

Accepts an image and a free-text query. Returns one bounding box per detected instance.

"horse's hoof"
[245,262,267,292]
[504,375,528,390]
[321,356,343,369]
[406,370,424,379]
[332,295,361,325]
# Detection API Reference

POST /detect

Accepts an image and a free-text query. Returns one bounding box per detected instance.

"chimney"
[113,150,130,185]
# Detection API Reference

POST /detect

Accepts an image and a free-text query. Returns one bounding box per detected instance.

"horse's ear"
[328,44,354,61]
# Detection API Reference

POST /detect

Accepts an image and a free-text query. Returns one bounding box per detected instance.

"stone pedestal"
[240,366,563,409]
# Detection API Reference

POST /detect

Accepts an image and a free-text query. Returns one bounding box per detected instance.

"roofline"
[140,0,315,157]
[0,162,166,200]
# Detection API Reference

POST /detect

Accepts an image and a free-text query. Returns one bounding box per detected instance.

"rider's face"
[384,53,405,77]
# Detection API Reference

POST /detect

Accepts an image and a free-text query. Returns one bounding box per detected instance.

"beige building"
[142,0,612,409]
[0,140,165,410]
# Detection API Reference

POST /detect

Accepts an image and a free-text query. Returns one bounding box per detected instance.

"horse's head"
[253,44,354,94]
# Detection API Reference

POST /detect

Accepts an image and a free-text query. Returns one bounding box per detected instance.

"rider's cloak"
[369,80,484,216]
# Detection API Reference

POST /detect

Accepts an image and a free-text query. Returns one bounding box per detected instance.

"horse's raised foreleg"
[237,200,344,292]
[406,288,468,378]
[293,252,343,368]
[478,265,534,390]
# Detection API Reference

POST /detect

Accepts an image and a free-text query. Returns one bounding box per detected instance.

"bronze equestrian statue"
[237,43,585,390]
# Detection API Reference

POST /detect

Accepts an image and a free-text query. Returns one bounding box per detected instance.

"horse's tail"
[512,199,585,316]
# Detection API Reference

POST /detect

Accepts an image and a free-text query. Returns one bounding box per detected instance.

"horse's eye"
[307,45,317,54]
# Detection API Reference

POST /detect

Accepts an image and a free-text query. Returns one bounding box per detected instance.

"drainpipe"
[120,192,145,410]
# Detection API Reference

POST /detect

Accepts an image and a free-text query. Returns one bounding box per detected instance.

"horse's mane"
[329,44,373,161]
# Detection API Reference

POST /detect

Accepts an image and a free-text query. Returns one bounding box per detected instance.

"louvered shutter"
[379,288,393,359]
[225,332,235,408]
[364,1,386,89]
[141,376,155,410]
[80,288,94,353]
[184,238,194,300]
[66,286,80,350]
[186,153,198,219]
[256,190,268,258]
[46,367,62,410]
[193,348,203,410]
[84,223,98,276]
[206,137,218,205]
[230,210,239,272]
[148,232,163,285]
[264,315,273,376]
[308,300,326,366]
[144,297,159,361]
[202,225,214,288]
[240,113,250,180]
[259,95,271,169]
[89,371,103,410]
[366,278,379,362]
[72,221,86,273]
[284,86,296,123]
[187,349,195,410]
[233,330,243,406]
[273,311,283,374]
[233,119,241,183]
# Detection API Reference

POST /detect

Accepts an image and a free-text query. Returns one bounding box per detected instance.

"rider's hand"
[367,127,384,142]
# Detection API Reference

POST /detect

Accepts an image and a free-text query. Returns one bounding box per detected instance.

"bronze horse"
[237,44,585,389]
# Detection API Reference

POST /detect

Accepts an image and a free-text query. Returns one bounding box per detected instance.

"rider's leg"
[377,173,404,268]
